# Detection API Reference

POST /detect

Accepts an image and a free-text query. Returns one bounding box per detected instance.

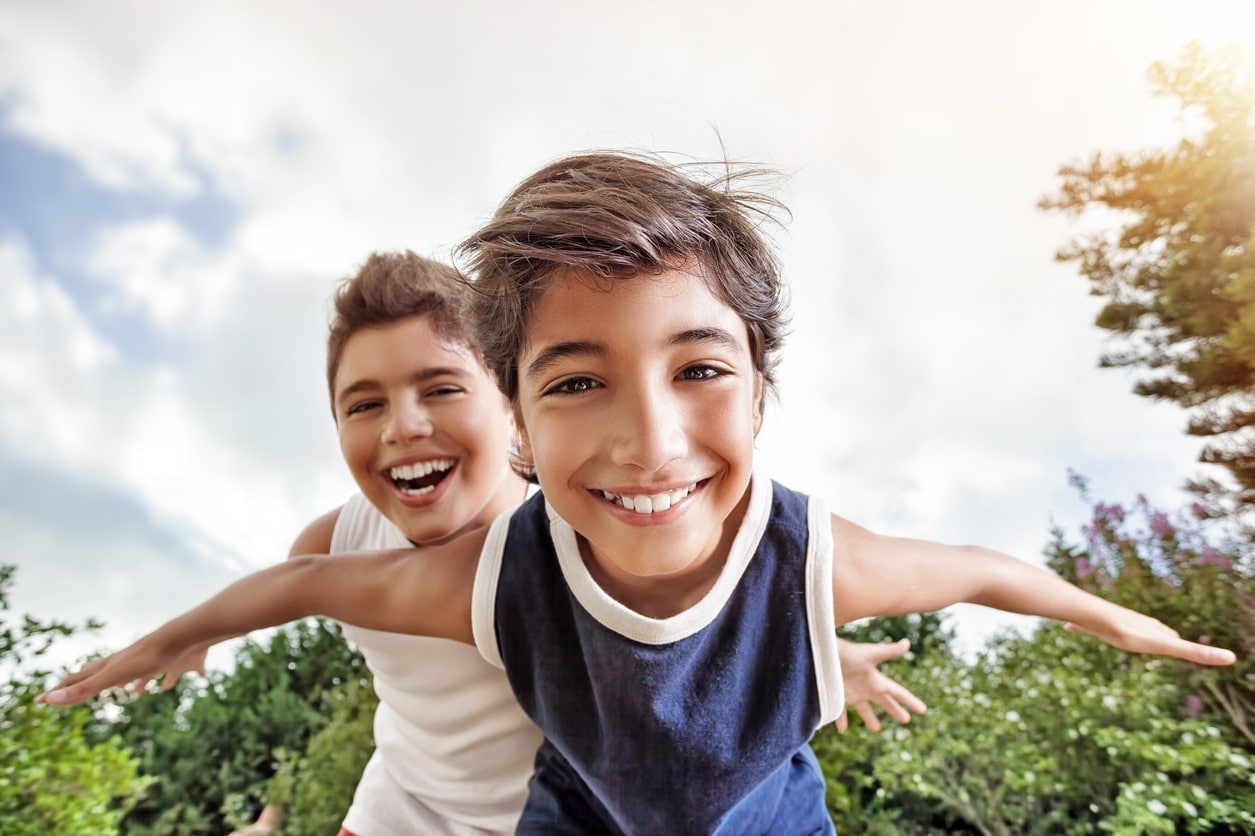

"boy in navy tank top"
[43,151,1237,834]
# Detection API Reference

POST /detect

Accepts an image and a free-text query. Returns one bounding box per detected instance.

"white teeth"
[389,458,455,481]
[601,483,695,515]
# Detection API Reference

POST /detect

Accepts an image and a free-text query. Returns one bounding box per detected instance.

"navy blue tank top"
[472,474,843,834]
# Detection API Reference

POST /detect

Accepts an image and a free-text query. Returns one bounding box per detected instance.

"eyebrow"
[524,341,606,383]
[335,366,473,406]
[672,326,744,353]
[523,327,744,383]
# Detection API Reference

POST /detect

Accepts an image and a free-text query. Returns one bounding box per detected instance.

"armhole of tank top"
[328,494,367,554]
[471,507,513,670]
[806,496,844,726]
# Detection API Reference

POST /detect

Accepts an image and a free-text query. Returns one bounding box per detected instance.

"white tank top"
[335,492,541,835]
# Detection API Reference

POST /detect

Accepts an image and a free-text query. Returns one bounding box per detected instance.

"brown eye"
[680,365,721,381]
[545,377,599,396]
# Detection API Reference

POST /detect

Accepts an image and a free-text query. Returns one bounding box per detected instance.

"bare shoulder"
[288,506,343,558]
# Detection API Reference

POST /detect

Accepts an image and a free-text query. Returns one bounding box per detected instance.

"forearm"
[39,552,416,706]
[151,556,331,650]
[962,547,1118,627]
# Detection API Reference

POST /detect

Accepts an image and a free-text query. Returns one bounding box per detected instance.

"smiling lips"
[600,482,698,515]
[389,458,456,496]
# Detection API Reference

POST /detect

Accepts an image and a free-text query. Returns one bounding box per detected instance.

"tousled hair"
[454,150,791,405]
[325,250,479,411]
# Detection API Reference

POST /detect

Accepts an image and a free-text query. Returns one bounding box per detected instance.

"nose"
[381,398,434,445]
[608,383,687,472]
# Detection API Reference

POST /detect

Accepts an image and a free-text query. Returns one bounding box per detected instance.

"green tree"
[94,618,369,835]
[817,613,962,832]
[268,677,378,835]
[1040,42,1255,512]
[871,627,1254,835]
[0,565,150,834]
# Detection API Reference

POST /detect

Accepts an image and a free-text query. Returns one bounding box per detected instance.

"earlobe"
[510,406,538,479]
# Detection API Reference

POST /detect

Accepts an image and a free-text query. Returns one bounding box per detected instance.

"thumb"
[869,637,912,663]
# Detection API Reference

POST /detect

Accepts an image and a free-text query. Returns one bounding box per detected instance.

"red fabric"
[337,829,358,836]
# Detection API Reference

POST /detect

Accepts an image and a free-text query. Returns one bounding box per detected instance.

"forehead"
[522,269,747,354]
[335,316,483,386]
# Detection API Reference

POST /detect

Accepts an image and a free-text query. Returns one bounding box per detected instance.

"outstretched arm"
[830,515,1236,667]
[835,637,927,732]
[40,533,482,706]
[127,508,347,697]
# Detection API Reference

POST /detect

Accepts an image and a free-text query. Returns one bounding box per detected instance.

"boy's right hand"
[37,633,188,707]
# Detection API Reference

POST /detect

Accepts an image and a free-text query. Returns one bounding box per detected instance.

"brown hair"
[455,150,791,404]
[325,250,479,410]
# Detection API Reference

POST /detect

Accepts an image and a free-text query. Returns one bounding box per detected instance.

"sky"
[2,1,1251,673]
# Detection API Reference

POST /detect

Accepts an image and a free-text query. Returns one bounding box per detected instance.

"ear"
[511,404,536,469]
[752,372,765,435]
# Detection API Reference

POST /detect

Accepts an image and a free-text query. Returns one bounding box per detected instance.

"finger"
[38,662,104,703]
[835,709,848,732]
[1171,640,1235,667]
[876,694,911,724]
[864,637,912,665]
[854,702,882,732]
[892,684,928,716]
[39,680,96,706]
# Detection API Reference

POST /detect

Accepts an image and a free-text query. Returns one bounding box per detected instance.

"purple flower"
[1076,556,1094,578]
[1197,549,1233,571]
[1148,512,1175,539]
[1185,695,1204,718]
[1093,502,1126,524]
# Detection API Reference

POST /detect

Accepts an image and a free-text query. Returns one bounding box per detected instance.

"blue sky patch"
[0,119,239,363]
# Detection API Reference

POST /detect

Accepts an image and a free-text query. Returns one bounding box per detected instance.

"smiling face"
[516,268,763,607]
[333,315,523,546]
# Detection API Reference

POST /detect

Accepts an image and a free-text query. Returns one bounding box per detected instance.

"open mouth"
[389,458,455,496]
[600,482,698,515]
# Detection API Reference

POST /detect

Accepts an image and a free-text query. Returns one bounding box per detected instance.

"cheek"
[462,403,515,454]
[339,426,373,473]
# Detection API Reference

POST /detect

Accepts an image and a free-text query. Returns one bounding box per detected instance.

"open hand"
[836,637,928,732]
[38,633,190,707]
[1065,608,1236,667]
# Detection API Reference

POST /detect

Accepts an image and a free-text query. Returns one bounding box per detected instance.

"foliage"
[89,618,370,835]
[268,677,378,835]
[0,565,150,834]
[1055,472,1255,749]
[870,626,1254,835]
[819,477,1255,833]
[1040,42,1255,512]
[818,613,964,832]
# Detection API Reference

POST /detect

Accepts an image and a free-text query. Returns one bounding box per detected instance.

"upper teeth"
[601,483,696,514]
[390,459,455,480]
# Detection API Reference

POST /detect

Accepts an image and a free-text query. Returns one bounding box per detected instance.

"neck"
[579,539,728,618]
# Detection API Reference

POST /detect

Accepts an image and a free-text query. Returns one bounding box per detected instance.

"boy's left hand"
[1065,608,1236,667]
[836,637,928,732]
